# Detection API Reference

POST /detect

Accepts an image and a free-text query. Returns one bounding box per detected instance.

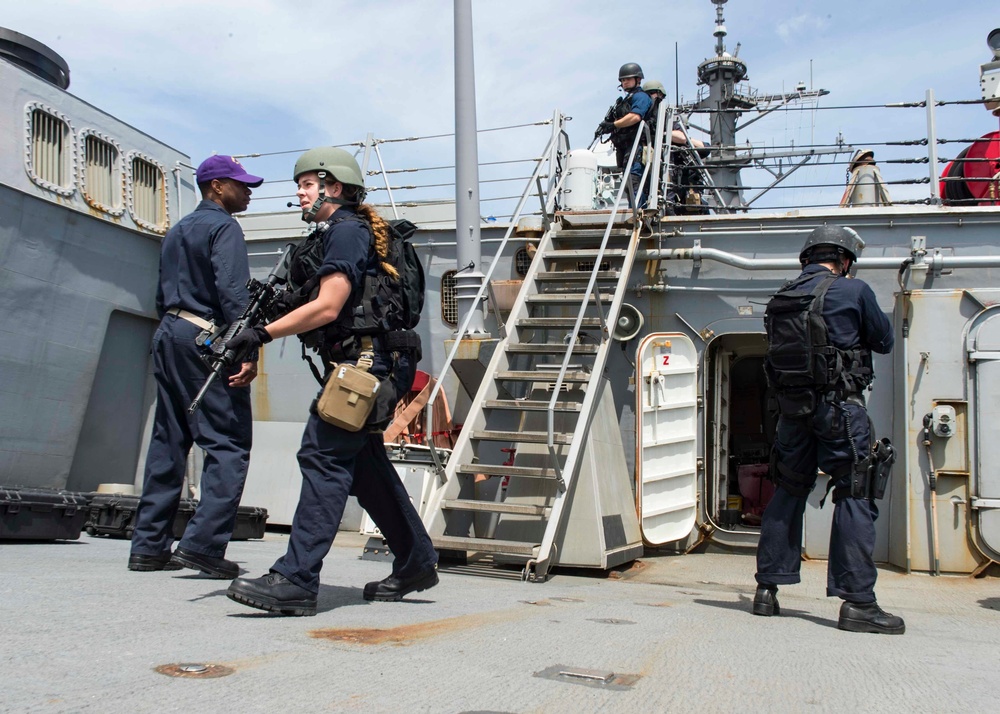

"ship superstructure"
[2,3,999,580]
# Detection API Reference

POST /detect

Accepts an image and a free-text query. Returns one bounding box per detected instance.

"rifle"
[187,243,295,414]
[595,95,632,141]
[594,102,618,140]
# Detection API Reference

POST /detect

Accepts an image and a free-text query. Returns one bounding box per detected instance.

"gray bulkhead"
[604,205,1000,572]
[0,57,192,491]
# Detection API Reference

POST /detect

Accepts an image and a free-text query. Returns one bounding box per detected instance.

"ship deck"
[4,532,997,712]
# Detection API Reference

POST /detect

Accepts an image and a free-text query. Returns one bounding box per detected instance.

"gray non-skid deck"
[2,532,997,713]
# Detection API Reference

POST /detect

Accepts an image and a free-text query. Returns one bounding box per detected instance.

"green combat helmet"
[642,80,666,96]
[293,147,366,222]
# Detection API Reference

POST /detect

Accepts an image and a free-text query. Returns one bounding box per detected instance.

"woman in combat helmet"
[223,147,438,616]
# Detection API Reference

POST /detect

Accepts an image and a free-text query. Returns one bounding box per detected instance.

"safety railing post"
[926,89,941,205]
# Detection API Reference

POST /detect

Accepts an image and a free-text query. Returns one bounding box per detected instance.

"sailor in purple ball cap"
[129,155,266,579]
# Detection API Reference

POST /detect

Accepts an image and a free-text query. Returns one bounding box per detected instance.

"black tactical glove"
[597,120,615,135]
[224,324,273,359]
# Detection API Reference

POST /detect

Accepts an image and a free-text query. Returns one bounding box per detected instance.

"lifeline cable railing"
[662,89,1000,210]
[234,118,561,224]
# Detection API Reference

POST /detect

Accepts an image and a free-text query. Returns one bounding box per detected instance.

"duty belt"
[326,331,421,362]
[166,308,214,331]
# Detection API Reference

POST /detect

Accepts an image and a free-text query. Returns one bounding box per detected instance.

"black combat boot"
[363,568,439,602]
[169,547,239,579]
[753,585,780,616]
[128,551,182,572]
[227,571,317,617]
[838,601,905,635]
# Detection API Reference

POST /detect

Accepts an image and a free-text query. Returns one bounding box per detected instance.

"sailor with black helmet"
[128,155,263,578]
[596,62,652,207]
[224,147,438,616]
[754,225,905,635]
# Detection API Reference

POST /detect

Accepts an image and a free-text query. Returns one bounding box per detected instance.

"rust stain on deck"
[309,608,527,646]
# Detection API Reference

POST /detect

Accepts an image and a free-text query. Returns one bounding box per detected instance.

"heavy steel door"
[967,308,1000,557]
[635,333,699,545]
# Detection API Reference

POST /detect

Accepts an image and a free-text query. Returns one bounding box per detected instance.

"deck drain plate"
[534,664,640,690]
[155,663,234,679]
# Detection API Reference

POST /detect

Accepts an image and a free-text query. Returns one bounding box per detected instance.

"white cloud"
[775,14,828,41]
[2,0,993,212]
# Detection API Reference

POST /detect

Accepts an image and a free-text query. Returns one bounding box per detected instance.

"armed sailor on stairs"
[595,62,652,208]
[753,225,904,635]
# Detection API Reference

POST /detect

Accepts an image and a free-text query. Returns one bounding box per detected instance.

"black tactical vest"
[763,273,873,416]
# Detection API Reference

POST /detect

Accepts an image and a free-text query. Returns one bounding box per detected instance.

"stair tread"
[484,399,583,412]
[506,343,599,354]
[442,499,549,516]
[496,370,590,381]
[554,228,633,238]
[457,463,561,478]
[536,270,620,281]
[433,535,538,556]
[471,430,573,444]
[526,293,617,303]
[517,317,604,328]
[544,249,627,258]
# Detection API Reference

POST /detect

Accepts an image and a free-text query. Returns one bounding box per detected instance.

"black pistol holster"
[837,437,896,502]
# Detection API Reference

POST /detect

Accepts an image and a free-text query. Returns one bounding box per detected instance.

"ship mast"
[695,0,751,209]
[691,0,833,210]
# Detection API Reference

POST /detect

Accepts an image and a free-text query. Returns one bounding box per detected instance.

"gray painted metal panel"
[0,185,164,489]
[67,310,157,492]
[901,290,986,573]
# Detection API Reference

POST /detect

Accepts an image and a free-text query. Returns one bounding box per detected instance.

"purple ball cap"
[195,155,264,187]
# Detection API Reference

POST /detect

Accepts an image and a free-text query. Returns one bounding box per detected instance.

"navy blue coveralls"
[131,200,253,560]
[755,264,894,603]
[271,208,438,594]
[612,87,652,207]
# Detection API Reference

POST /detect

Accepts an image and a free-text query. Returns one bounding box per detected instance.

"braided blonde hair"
[333,180,399,281]
[355,203,399,280]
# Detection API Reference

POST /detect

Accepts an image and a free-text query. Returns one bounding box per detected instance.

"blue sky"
[5,0,997,213]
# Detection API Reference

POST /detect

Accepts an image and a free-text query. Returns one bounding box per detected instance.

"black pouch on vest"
[775,388,815,418]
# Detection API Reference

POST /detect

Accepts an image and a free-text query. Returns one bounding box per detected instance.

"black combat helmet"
[799,225,865,265]
[619,62,644,81]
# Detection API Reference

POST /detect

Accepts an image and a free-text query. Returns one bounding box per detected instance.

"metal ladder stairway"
[423,214,644,581]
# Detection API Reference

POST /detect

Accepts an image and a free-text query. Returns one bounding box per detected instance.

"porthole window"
[514,246,532,277]
[25,103,74,196]
[441,270,458,326]
[127,153,169,234]
[80,131,123,215]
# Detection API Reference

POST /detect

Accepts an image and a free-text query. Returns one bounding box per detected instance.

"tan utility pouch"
[316,351,380,431]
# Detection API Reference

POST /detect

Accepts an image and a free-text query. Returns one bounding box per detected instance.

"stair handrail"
[648,99,669,214]
[424,117,568,478]
[545,122,653,470]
